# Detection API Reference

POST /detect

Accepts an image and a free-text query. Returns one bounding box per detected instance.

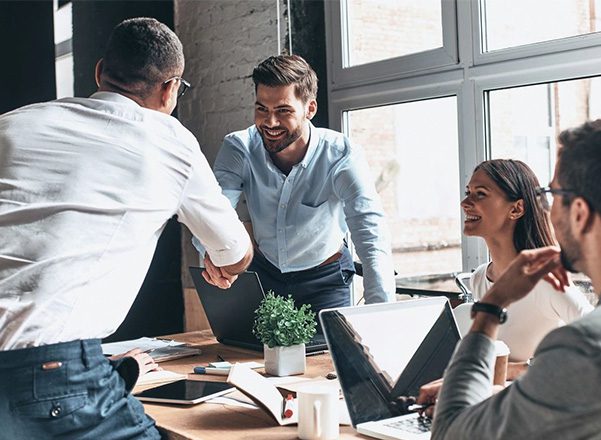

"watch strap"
[470,301,508,324]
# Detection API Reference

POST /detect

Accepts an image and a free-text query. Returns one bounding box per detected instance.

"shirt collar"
[257,122,319,171]
[299,122,318,168]
[89,91,141,108]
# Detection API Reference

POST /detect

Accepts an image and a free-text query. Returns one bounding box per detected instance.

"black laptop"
[319,297,461,439]
[189,267,328,354]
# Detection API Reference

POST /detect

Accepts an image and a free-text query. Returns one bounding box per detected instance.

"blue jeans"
[0,339,160,439]
[249,244,355,316]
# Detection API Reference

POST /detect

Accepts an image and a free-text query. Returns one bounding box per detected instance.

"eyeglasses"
[536,186,577,207]
[163,76,191,98]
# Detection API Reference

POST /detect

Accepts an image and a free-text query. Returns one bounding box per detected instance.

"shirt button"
[280,204,286,208]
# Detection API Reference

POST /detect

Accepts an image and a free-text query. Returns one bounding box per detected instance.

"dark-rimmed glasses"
[163,76,191,98]
[536,186,577,207]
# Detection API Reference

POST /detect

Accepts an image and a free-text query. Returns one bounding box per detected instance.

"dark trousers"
[248,244,355,317]
[0,339,160,440]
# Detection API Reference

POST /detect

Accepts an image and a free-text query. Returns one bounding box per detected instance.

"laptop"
[189,267,328,353]
[319,297,461,440]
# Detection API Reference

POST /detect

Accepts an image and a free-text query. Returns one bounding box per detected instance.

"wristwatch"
[470,301,508,324]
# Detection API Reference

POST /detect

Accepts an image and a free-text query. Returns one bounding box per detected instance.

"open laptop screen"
[189,268,328,353]
[319,297,460,426]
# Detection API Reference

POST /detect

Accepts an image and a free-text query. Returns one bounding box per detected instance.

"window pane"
[55,55,74,99]
[345,0,442,67]
[489,76,601,185]
[482,0,601,52]
[346,97,461,285]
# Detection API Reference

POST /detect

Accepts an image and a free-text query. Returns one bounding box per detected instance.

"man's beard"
[559,227,582,273]
[260,126,302,154]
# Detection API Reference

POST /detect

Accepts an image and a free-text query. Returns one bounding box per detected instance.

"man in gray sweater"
[419,120,601,439]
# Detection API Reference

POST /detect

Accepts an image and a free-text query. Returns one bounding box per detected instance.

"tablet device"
[134,379,234,405]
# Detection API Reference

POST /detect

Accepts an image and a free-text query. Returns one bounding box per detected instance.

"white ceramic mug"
[297,386,339,440]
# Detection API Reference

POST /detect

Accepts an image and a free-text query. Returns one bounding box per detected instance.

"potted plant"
[253,291,317,376]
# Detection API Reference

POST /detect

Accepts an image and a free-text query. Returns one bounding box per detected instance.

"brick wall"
[174,0,287,164]
[174,0,288,286]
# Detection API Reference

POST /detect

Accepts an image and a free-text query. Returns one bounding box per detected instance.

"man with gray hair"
[0,18,252,438]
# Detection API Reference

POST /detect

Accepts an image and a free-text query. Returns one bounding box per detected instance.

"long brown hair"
[475,159,554,252]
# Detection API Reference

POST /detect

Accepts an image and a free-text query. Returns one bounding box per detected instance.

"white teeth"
[265,129,285,137]
[465,214,481,221]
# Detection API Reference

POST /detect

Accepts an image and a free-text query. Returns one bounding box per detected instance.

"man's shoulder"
[314,126,347,145]
[312,126,357,160]
[223,125,259,149]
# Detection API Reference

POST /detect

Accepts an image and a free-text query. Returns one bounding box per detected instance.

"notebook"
[319,297,461,440]
[189,268,328,354]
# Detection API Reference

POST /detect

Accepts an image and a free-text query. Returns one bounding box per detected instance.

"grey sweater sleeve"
[431,325,601,440]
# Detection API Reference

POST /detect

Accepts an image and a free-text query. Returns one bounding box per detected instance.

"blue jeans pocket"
[12,392,88,419]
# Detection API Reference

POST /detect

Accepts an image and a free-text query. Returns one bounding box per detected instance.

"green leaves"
[252,291,317,348]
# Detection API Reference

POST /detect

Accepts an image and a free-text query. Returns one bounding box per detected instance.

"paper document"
[227,363,296,425]
[226,364,351,426]
[101,337,201,362]
[102,337,184,354]
[136,370,187,387]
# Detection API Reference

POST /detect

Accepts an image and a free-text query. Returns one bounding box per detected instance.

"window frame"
[473,0,601,65]
[326,0,601,283]
[325,0,459,90]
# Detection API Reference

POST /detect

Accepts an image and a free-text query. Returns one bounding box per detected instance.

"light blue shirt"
[195,123,395,303]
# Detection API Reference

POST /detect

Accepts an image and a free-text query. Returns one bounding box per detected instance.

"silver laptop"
[319,297,461,440]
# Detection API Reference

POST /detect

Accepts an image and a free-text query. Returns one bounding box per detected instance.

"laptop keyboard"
[384,416,432,434]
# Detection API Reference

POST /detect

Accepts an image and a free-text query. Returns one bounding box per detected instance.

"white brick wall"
[174,0,287,285]
[174,0,287,164]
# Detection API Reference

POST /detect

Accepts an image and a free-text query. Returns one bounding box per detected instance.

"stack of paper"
[101,337,201,362]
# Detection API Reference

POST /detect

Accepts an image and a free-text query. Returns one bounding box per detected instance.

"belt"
[318,251,343,267]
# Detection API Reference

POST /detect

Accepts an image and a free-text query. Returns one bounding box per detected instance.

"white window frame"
[325,0,458,90]
[474,0,601,65]
[326,0,601,276]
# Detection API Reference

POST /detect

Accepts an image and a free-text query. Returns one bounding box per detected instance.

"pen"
[193,366,230,376]
[283,394,296,418]
[217,354,226,362]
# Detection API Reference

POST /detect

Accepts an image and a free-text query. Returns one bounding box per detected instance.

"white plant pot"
[264,343,306,376]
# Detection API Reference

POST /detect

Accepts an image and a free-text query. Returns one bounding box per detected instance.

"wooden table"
[139,331,365,439]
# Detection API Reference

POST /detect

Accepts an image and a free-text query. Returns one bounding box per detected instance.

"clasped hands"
[201,254,238,289]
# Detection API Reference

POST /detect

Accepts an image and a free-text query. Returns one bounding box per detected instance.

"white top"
[470,262,593,361]
[0,92,250,350]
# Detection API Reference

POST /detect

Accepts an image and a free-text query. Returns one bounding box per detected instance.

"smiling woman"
[461,159,592,371]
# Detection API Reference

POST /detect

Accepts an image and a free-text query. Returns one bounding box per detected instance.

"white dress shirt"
[0,92,250,350]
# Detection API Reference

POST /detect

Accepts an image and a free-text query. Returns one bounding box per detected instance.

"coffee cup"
[297,386,339,440]
[493,340,510,386]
